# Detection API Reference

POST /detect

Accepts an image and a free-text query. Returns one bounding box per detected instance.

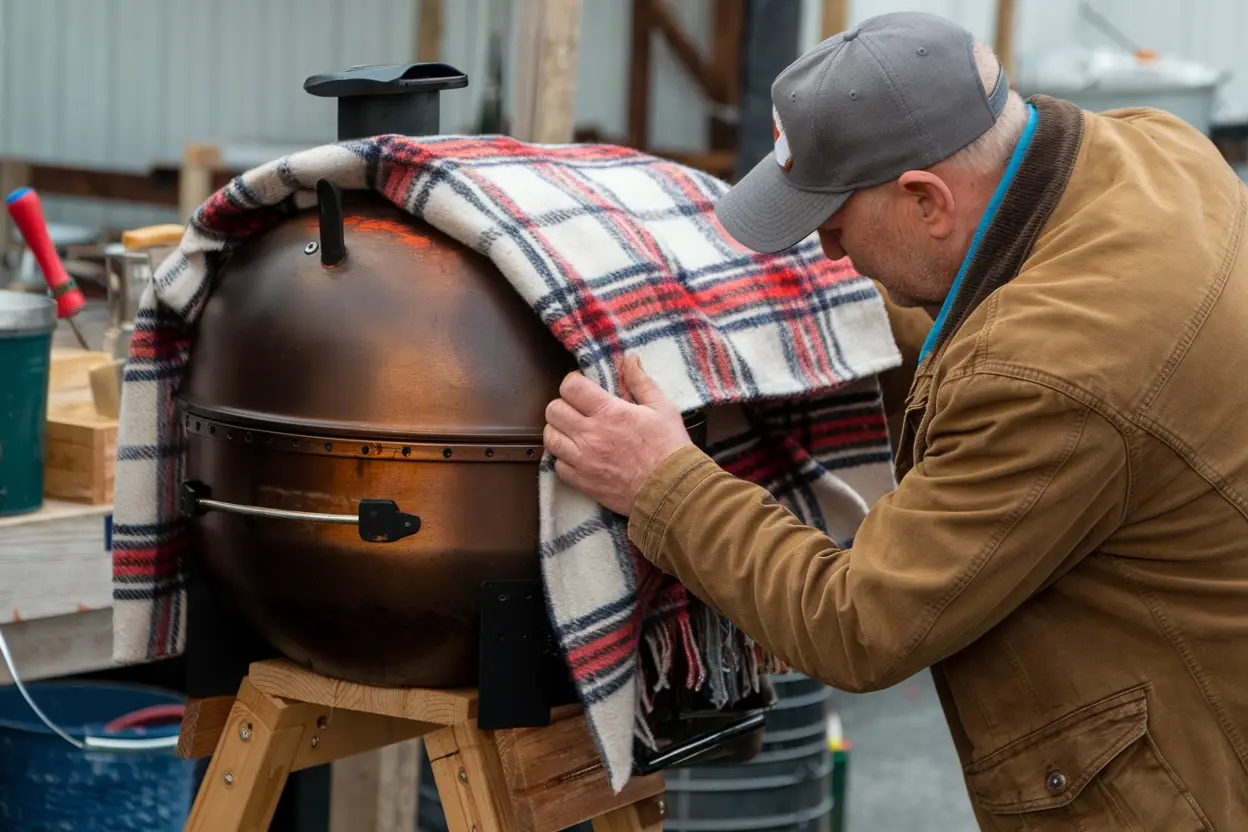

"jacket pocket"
[963,685,1212,831]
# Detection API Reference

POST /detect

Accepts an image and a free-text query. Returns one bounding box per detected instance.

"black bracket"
[357,499,421,542]
[476,579,577,730]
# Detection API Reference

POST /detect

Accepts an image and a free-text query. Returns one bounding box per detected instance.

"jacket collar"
[918,95,1087,368]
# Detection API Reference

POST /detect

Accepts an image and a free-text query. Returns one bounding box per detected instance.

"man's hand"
[543,355,693,516]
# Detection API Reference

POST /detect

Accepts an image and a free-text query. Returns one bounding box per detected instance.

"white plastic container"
[1017,47,1228,134]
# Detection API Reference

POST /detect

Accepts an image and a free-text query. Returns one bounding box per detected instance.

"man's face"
[816,184,955,309]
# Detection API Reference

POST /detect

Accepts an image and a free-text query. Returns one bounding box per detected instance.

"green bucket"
[0,290,57,516]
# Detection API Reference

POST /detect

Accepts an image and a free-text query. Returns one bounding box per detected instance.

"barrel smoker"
[176,62,769,773]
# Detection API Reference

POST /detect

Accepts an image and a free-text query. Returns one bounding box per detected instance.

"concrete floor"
[829,670,979,832]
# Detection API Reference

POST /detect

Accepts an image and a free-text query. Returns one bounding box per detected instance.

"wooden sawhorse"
[179,659,667,831]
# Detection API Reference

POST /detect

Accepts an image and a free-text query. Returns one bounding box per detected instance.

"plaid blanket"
[111,135,901,791]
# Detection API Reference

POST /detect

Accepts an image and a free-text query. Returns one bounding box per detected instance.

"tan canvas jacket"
[628,95,1248,830]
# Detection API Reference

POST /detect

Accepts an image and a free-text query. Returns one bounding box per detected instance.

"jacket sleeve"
[627,372,1129,693]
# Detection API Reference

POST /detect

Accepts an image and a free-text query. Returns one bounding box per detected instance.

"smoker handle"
[631,711,767,776]
[181,480,420,543]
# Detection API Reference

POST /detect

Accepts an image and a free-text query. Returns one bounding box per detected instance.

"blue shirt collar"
[917,102,1040,367]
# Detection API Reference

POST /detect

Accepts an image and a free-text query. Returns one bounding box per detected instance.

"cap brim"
[714,154,851,254]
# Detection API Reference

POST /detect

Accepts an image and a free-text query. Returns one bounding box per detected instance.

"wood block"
[43,408,116,504]
[179,695,238,760]
[493,705,665,832]
[247,659,478,726]
[44,348,118,505]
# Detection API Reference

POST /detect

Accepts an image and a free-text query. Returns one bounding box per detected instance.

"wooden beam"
[627,0,653,148]
[709,0,746,151]
[248,659,478,726]
[180,142,222,223]
[821,0,849,39]
[650,0,723,102]
[995,0,1017,80]
[512,0,584,144]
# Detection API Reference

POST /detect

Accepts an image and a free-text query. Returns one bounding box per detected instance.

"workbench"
[0,499,114,686]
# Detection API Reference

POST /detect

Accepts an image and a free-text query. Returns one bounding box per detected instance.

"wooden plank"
[821,0,849,39]
[0,608,114,685]
[25,161,179,207]
[995,0,1017,80]
[512,0,584,144]
[0,507,111,624]
[493,704,666,832]
[627,0,652,149]
[248,659,478,726]
[329,738,422,832]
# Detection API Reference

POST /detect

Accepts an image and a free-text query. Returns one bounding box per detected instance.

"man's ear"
[897,171,955,240]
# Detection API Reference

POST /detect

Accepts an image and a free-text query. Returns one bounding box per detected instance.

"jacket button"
[1046,772,1068,794]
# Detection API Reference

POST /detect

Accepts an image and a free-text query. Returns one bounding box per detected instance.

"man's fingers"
[543,424,581,463]
[560,372,614,416]
[545,398,588,434]
[621,354,666,408]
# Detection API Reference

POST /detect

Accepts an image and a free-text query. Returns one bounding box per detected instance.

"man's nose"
[818,229,846,261]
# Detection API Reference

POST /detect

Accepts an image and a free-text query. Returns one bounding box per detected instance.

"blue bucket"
[0,681,197,831]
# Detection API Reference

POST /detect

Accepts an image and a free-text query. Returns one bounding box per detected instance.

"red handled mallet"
[6,187,90,350]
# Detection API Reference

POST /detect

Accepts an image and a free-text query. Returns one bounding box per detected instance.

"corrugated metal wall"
[0,0,498,230]
[1,0,1243,232]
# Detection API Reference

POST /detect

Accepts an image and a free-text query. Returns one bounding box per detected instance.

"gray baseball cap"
[715,11,1010,254]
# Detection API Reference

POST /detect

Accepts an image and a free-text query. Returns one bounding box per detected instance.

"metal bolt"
[305,241,319,255]
[657,798,667,815]
[224,772,235,786]
[239,724,252,742]
[318,716,329,730]
[458,768,468,784]
[311,736,320,748]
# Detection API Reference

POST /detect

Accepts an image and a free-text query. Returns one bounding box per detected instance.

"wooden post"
[0,160,31,278]
[179,142,222,224]
[995,0,1017,80]
[418,0,444,63]
[627,0,653,149]
[512,0,584,144]
[821,0,849,39]
[329,739,422,832]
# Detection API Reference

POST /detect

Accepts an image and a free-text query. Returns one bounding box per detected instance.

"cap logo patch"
[773,105,793,172]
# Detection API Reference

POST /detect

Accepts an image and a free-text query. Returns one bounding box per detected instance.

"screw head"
[224,772,235,786]
[657,798,667,814]
[311,736,320,748]
[304,241,319,255]
[317,716,329,730]
[239,724,252,742]
[458,768,468,784]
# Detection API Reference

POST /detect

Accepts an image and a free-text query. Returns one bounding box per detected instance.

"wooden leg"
[184,680,306,832]
[591,794,668,832]
[426,721,520,832]
[185,677,433,831]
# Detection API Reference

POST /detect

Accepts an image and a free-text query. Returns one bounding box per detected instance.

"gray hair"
[944,41,1028,172]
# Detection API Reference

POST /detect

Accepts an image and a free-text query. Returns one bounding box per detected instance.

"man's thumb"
[622,355,664,407]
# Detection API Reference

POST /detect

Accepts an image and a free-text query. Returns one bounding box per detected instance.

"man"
[544,10,1248,831]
